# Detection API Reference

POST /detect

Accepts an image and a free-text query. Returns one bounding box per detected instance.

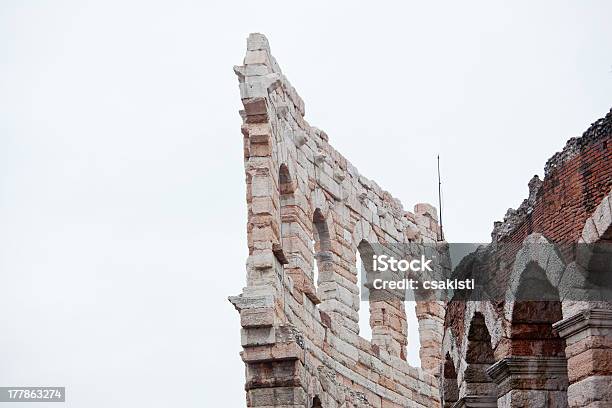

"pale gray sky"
[1,1,610,407]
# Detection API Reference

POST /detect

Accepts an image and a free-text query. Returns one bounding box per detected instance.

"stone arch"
[442,352,459,408]
[500,235,565,355]
[352,219,410,359]
[352,220,378,340]
[503,233,566,323]
[442,302,501,406]
[462,312,497,402]
[351,219,377,248]
[355,239,375,340]
[276,162,322,304]
[463,301,503,358]
[509,260,566,357]
[492,246,569,407]
[312,208,332,291]
[311,396,322,408]
[278,163,295,195]
[278,163,295,254]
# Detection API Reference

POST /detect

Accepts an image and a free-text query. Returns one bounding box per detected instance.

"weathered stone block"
[241,308,275,328]
[567,376,612,408]
[247,386,307,406]
[242,327,276,347]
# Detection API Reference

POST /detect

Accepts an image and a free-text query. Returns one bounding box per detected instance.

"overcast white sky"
[1,1,611,407]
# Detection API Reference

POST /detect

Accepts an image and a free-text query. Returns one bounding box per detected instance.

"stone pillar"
[230,293,308,407]
[452,395,498,408]
[241,321,308,408]
[487,356,569,407]
[442,354,460,408]
[553,309,612,408]
[416,300,445,375]
[369,297,408,359]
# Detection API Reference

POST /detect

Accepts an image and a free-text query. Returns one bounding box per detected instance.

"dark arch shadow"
[464,312,497,398]
[442,352,459,408]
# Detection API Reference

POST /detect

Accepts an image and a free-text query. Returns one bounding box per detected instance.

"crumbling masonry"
[230,33,612,407]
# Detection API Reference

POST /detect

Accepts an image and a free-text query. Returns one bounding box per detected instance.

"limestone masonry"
[229,33,612,408]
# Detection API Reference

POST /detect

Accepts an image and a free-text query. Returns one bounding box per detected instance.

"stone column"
[442,354,459,408]
[416,300,444,375]
[369,296,408,359]
[553,309,612,408]
[241,323,308,408]
[486,356,569,407]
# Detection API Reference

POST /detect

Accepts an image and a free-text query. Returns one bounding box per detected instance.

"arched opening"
[279,164,295,254]
[311,396,322,408]
[511,262,566,357]
[508,261,569,406]
[356,240,373,340]
[412,286,440,370]
[279,164,293,195]
[278,164,322,304]
[312,208,331,291]
[442,353,459,408]
[404,300,420,367]
[464,312,497,399]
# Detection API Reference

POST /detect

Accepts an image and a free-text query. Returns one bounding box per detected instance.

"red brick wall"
[502,137,611,247]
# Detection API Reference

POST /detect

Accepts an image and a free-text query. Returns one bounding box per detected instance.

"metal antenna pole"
[437,155,444,241]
